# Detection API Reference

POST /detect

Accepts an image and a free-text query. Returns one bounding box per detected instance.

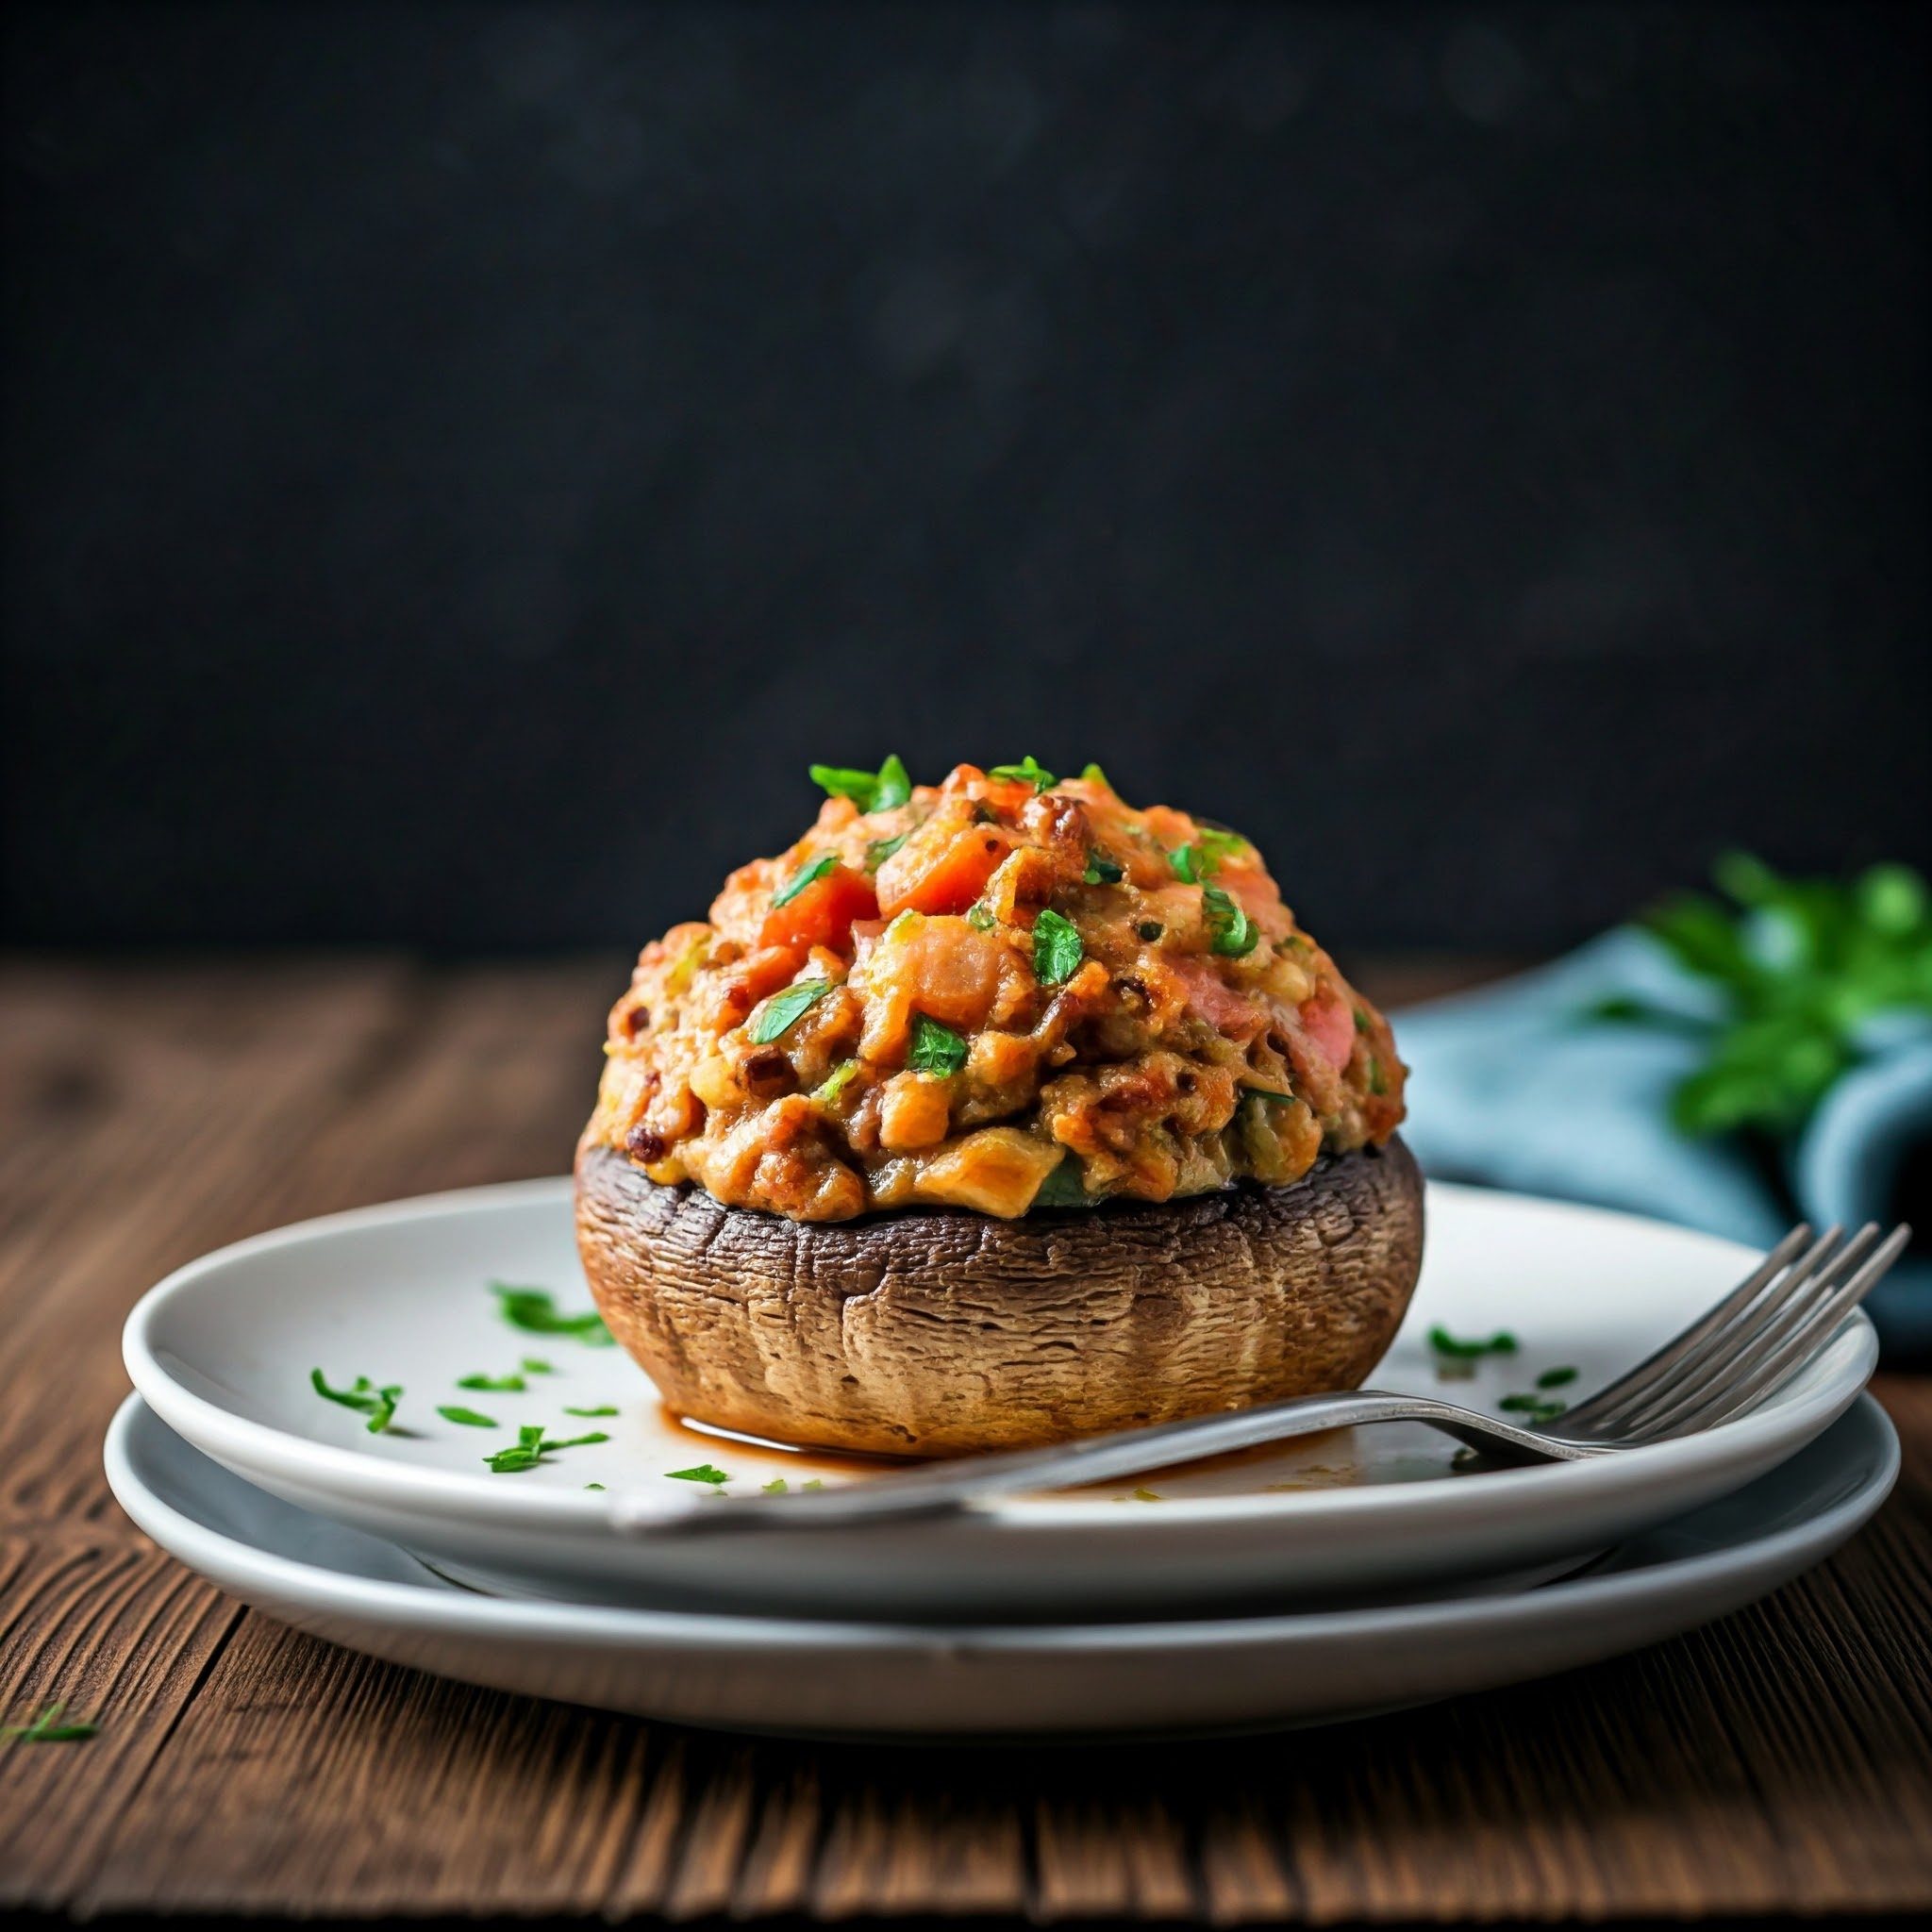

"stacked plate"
[111,1177,1895,1740]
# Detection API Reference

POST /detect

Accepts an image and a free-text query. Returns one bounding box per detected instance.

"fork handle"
[608,1391,1601,1540]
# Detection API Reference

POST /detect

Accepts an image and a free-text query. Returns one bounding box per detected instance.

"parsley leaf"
[585,1482,606,1490]
[1079,762,1112,788]
[1082,848,1124,885]
[1169,843,1204,884]
[437,1406,498,1427]
[310,1368,402,1434]
[483,1424,608,1473]
[522,1357,554,1374]
[762,1477,789,1494]
[814,1058,862,1106]
[1198,826,1250,865]
[1203,885,1258,958]
[749,977,834,1045]
[802,1478,825,1491]
[1500,1392,1569,1424]
[667,1463,731,1486]
[809,755,911,813]
[908,1013,968,1075]
[1428,1326,1519,1359]
[491,1283,614,1346]
[772,853,837,908]
[564,1404,619,1417]
[1032,908,1084,985]
[966,902,997,931]
[1,1702,98,1744]
[1536,1366,1579,1390]
[1030,1154,1091,1208]
[989,756,1055,792]
[865,830,909,871]
[457,1373,525,1392]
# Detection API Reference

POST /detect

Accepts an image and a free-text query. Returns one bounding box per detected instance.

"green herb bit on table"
[1536,1366,1579,1390]
[309,1368,402,1434]
[1427,1326,1519,1381]
[762,1478,789,1494]
[666,1463,731,1487]
[457,1373,525,1392]
[1,1701,99,1744]
[1499,1392,1569,1424]
[564,1404,619,1417]
[491,1283,614,1345]
[483,1424,610,1474]
[437,1406,498,1428]
[522,1357,555,1374]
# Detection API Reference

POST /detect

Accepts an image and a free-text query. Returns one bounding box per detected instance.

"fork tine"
[1558,1224,1815,1436]
[1621,1224,1879,1441]
[1654,1224,1909,1437]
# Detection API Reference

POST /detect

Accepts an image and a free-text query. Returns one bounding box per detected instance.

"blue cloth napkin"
[1393,930,1932,1359]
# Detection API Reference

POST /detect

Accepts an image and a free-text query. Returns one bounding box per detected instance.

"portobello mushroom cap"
[575,1135,1424,1457]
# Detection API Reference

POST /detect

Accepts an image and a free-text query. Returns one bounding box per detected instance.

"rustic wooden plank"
[5,957,1932,1922]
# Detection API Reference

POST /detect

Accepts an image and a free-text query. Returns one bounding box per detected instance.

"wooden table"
[4,955,1929,1922]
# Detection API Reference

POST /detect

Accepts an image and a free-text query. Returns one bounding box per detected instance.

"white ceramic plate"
[104,1393,1897,1740]
[122,1178,1878,1618]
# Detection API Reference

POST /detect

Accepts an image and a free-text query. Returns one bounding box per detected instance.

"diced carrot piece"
[758,865,877,953]
[875,818,1014,918]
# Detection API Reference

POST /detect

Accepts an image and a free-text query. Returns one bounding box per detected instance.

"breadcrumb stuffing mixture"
[583,759,1407,1222]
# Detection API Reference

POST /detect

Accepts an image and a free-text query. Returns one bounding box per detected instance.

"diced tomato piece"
[875,818,1014,918]
[1298,987,1357,1072]
[758,865,877,953]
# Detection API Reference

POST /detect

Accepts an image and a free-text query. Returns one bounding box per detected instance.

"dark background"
[4,1,1926,956]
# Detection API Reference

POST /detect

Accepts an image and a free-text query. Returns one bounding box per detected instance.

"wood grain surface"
[2,954,1929,1922]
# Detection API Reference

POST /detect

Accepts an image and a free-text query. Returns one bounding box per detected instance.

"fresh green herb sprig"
[1033,908,1084,985]
[809,756,911,813]
[310,1368,402,1434]
[750,978,834,1045]
[484,1424,610,1474]
[1082,849,1124,886]
[866,830,909,871]
[989,756,1055,792]
[438,1406,498,1427]
[1079,762,1112,788]
[772,853,836,908]
[666,1463,731,1486]
[1594,852,1932,1138]
[814,1058,862,1106]
[1203,885,1258,958]
[908,1013,968,1075]
[491,1284,614,1346]
[1,1701,98,1743]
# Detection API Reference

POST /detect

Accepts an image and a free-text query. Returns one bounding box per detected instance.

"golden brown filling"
[583,758,1407,1222]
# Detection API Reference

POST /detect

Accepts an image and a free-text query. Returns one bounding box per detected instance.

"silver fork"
[609,1220,1908,1538]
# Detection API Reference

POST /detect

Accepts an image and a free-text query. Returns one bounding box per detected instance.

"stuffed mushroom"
[575,757,1422,1456]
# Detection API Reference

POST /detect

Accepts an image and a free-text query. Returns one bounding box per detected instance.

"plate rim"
[121,1174,1879,1537]
[103,1389,1900,1655]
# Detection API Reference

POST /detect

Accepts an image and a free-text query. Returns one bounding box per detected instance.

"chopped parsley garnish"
[1,1702,98,1744]
[1082,848,1124,885]
[771,853,836,908]
[1198,826,1250,865]
[522,1357,555,1374]
[814,1058,862,1106]
[491,1283,614,1346]
[564,1404,619,1417]
[1080,762,1111,787]
[1126,1488,1163,1502]
[966,902,997,931]
[1169,843,1204,884]
[989,756,1055,792]
[1354,1008,1373,1034]
[437,1406,498,1427]
[483,1424,609,1474]
[762,1477,789,1494]
[802,1478,825,1491]
[865,830,909,871]
[584,1482,606,1491]
[1368,1057,1388,1094]
[1428,1326,1519,1359]
[908,1013,968,1075]
[1536,1366,1579,1390]
[310,1368,402,1434]
[749,977,833,1045]
[1500,1392,1569,1424]
[808,755,911,812]
[1203,885,1258,958]
[1136,920,1164,941]
[666,1463,730,1486]
[1032,908,1084,985]
[1030,1155,1091,1208]
[457,1373,525,1392]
